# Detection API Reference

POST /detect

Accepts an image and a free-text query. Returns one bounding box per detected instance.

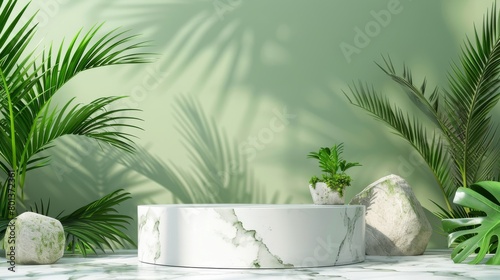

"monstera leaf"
[442,181,500,264]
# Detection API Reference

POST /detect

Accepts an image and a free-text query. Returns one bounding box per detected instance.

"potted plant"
[307,143,361,205]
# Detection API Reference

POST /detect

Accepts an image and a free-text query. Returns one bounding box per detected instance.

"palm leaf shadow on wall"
[30,136,150,203]
[63,0,403,185]
[114,96,292,204]
[63,1,461,185]
[69,0,341,125]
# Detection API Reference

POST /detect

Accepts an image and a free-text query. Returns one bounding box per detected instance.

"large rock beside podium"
[350,174,432,255]
[4,212,65,264]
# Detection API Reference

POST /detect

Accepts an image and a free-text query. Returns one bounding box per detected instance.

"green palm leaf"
[375,56,443,129]
[57,189,134,256]
[23,96,141,163]
[442,181,500,264]
[444,4,500,188]
[27,189,134,256]
[0,0,41,175]
[345,81,454,211]
[0,0,38,86]
[0,177,12,237]
[345,3,500,219]
[34,24,151,103]
[0,0,150,255]
[0,0,151,196]
[12,25,151,181]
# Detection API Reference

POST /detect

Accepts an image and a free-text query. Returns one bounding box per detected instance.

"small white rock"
[4,212,65,264]
[349,174,432,255]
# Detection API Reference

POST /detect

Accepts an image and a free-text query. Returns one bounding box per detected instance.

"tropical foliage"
[442,181,500,264]
[0,0,149,254]
[307,143,361,197]
[345,4,500,219]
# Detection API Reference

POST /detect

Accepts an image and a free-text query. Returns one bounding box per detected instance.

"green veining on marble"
[216,209,294,268]
[335,207,363,264]
[139,209,162,263]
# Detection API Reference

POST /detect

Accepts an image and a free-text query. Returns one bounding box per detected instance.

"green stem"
[462,167,467,189]
[0,69,17,172]
[0,68,18,219]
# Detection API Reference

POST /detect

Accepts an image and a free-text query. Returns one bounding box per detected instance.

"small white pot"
[309,182,344,205]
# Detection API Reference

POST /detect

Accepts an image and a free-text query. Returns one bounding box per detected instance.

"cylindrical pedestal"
[138,204,365,268]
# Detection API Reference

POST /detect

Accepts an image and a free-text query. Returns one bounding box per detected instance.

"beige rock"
[350,174,432,255]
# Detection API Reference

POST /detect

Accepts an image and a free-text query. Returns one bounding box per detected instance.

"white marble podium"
[137,204,365,268]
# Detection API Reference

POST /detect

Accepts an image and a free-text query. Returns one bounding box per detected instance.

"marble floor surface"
[1,250,500,280]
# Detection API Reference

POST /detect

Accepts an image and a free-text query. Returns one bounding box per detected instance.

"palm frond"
[0,0,150,256]
[0,0,37,85]
[344,3,500,222]
[444,3,500,188]
[376,56,444,129]
[345,82,454,211]
[0,172,15,237]
[9,23,153,174]
[33,24,152,105]
[0,0,151,192]
[58,189,134,256]
[0,217,9,240]
[26,96,141,158]
[0,0,42,175]
[0,177,11,220]
[431,200,469,220]
[12,96,142,193]
[29,198,63,218]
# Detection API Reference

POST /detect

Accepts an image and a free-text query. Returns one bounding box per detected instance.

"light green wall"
[16,0,499,249]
